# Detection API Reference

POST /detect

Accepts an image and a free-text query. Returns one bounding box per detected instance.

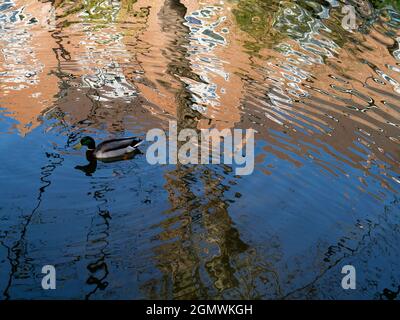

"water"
[0,0,399,299]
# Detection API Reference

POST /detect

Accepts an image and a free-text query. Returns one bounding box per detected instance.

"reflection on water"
[0,0,400,299]
[0,0,58,133]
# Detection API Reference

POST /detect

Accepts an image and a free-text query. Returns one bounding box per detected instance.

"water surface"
[0,0,400,299]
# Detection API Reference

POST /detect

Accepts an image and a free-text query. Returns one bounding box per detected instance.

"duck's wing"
[97,137,142,152]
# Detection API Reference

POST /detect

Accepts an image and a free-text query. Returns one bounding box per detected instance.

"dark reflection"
[379,286,400,300]
[1,152,64,300]
[75,151,98,176]
[84,186,113,299]
[144,167,250,299]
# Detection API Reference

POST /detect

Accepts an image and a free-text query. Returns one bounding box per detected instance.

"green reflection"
[231,0,348,54]
[55,0,139,28]
[371,0,400,9]
[231,0,283,52]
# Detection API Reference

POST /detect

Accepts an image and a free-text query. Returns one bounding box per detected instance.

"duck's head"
[74,136,96,150]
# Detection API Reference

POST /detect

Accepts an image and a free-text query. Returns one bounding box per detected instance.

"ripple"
[0,0,400,300]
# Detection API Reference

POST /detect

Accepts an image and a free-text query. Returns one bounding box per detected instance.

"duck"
[74,136,143,160]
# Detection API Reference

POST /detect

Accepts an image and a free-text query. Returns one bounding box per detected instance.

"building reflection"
[232,0,400,190]
[137,0,262,299]
[0,0,59,134]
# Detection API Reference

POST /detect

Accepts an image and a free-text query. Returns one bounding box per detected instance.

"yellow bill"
[73,143,82,150]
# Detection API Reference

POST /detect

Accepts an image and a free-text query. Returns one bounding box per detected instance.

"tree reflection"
[138,0,274,300]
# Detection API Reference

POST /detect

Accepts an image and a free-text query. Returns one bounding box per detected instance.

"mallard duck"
[74,136,143,160]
